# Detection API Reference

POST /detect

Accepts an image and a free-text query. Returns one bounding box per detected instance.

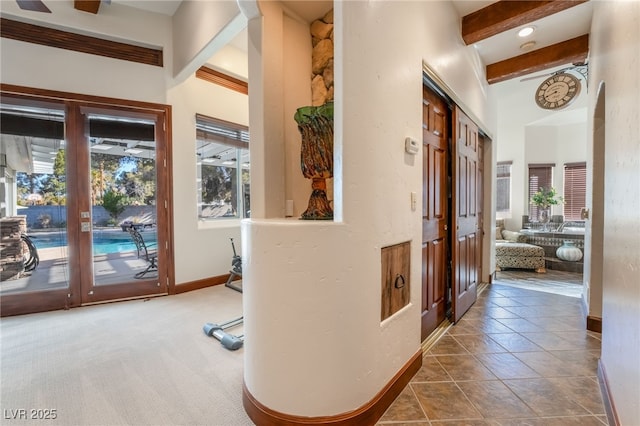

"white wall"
[492,76,588,231]
[167,76,248,283]
[172,0,246,82]
[244,0,491,417]
[524,122,587,220]
[589,1,640,424]
[0,3,171,103]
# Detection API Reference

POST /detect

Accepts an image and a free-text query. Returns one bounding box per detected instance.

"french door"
[0,87,172,316]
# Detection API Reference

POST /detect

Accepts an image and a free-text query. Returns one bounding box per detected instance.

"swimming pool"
[28,230,158,255]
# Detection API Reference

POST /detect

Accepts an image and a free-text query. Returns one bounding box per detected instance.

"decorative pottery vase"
[556,240,583,262]
[294,101,334,220]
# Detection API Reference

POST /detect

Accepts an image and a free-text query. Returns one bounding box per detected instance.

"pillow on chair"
[495,227,503,240]
[502,230,527,243]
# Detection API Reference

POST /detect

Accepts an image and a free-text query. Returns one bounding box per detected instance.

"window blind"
[496,161,512,213]
[195,114,249,149]
[564,162,586,221]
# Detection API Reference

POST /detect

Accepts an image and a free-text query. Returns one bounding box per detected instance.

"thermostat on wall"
[405,137,419,155]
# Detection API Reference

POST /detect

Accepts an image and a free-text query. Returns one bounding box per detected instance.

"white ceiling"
[108,0,590,132]
[451,1,593,67]
[113,1,593,81]
[111,0,182,16]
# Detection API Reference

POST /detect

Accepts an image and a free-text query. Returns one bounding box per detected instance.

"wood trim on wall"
[0,17,163,67]
[196,66,248,95]
[587,315,602,333]
[173,273,237,295]
[598,360,620,426]
[242,349,422,425]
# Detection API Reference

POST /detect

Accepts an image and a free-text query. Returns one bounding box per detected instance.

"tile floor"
[377,281,607,425]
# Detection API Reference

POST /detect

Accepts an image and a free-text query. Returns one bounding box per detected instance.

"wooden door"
[421,85,449,340]
[451,106,480,322]
[0,88,172,317]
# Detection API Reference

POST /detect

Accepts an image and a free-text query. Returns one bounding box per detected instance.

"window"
[196,114,250,220]
[496,161,512,218]
[528,163,554,219]
[563,162,586,221]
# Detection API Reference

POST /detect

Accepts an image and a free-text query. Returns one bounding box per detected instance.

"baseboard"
[242,349,423,425]
[598,360,620,426]
[173,273,233,294]
[587,315,602,333]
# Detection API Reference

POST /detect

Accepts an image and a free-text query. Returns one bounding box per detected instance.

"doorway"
[0,87,173,316]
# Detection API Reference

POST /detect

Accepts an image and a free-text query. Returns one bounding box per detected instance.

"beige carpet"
[0,285,253,426]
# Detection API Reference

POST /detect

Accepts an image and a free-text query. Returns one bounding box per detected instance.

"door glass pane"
[0,102,69,295]
[88,114,158,285]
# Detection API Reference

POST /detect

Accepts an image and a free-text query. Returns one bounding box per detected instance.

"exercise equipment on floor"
[203,237,244,351]
[203,316,244,351]
[225,238,242,293]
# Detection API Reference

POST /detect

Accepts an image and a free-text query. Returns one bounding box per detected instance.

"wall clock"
[535,72,581,110]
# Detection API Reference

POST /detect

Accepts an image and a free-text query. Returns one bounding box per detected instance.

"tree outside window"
[196,114,250,220]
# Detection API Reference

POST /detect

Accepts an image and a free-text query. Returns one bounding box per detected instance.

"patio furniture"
[128,228,158,279]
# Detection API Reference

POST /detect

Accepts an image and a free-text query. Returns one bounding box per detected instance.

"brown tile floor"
[377,280,608,425]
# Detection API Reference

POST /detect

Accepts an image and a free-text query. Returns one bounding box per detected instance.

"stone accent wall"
[0,216,27,281]
[310,9,334,106]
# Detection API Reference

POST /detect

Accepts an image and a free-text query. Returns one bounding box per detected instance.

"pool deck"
[0,249,155,295]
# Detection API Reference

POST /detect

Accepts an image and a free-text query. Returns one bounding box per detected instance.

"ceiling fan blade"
[15,0,51,13]
[520,72,553,82]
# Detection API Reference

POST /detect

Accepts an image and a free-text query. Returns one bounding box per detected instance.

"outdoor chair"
[127,227,158,279]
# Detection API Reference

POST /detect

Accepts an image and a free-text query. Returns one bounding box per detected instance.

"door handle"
[394,274,405,289]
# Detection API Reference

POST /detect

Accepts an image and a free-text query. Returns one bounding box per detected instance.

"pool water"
[29,231,157,255]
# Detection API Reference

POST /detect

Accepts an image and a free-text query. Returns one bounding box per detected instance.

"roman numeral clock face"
[535,72,581,110]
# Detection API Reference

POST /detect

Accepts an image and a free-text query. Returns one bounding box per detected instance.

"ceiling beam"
[486,34,589,84]
[462,0,589,45]
[74,0,101,14]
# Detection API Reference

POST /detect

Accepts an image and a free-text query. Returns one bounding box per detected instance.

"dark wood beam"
[0,18,163,67]
[196,66,248,95]
[486,34,589,84]
[462,0,589,45]
[74,0,101,14]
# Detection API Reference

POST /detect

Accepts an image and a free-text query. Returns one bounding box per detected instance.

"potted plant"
[530,187,563,230]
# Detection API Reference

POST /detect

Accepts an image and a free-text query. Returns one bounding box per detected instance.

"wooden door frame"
[0,84,175,316]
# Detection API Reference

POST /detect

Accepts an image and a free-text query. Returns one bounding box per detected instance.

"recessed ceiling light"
[520,41,537,50]
[518,26,535,37]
